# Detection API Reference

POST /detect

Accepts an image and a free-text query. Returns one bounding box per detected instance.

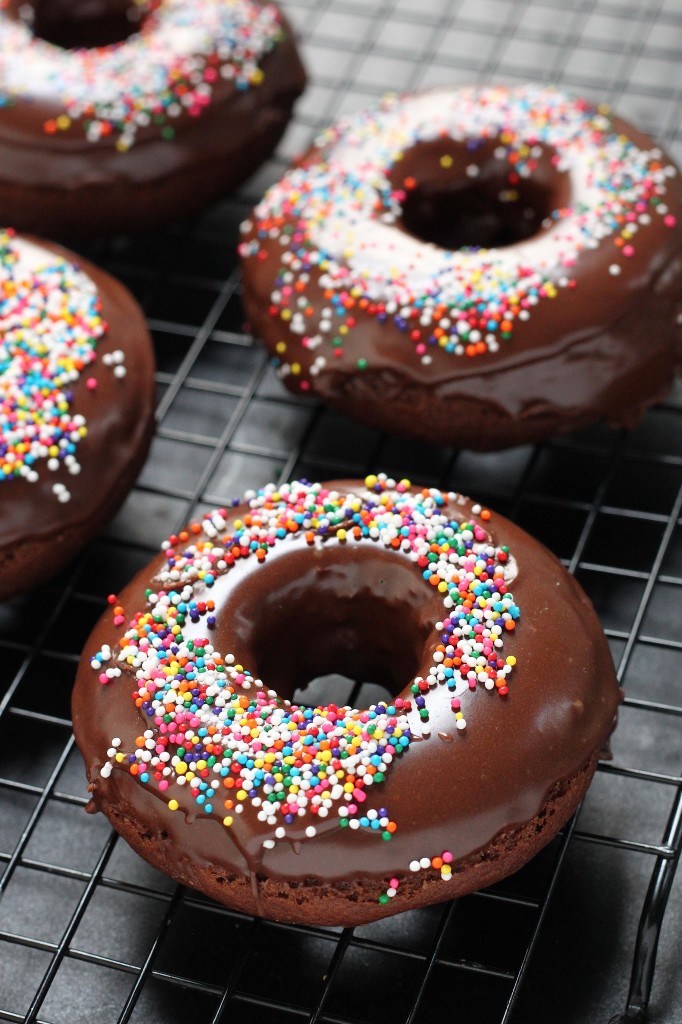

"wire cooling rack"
[1,0,682,1022]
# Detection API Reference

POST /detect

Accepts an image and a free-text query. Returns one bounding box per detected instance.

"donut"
[0,0,306,238]
[239,84,682,451]
[0,228,155,602]
[72,474,621,926]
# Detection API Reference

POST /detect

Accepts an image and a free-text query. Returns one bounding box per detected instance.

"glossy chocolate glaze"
[0,235,155,600]
[0,1,306,237]
[240,98,682,451]
[72,481,621,923]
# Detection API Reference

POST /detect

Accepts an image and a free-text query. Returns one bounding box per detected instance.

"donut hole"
[213,541,438,704]
[293,673,395,709]
[392,138,570,250]
[12,0,149,49]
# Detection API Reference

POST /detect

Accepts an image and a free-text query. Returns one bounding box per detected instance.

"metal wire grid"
[1,0,681,1021]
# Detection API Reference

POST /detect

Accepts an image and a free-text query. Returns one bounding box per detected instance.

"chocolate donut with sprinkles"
[240,84,682,451]
[0,228,154,601]
[0,0,306,237]
[72,474,621,926]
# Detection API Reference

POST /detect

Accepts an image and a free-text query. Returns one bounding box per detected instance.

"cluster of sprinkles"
[0,229,107,500]
[94,474,520,902]
[0,0,285,150]
[239,84,679,385]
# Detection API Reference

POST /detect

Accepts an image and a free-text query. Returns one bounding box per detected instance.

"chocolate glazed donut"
[239,84,682,451]
[0,230,155,601]
[72,476,621,926]
[0,0,306,238]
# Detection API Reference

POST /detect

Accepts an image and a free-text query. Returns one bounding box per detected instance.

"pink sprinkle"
[86,377,97,390]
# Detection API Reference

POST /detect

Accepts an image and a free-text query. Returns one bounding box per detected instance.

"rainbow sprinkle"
[239,84,679,385]
[0,229,106,499]
[0,0,285,150]
[95,474,520,892]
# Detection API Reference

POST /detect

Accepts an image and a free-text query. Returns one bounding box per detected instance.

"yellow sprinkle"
[168,800,179,811]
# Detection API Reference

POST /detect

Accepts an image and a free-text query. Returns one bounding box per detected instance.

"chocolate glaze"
[240,95,682,451]
[0,1,306,238]
[72,481,622,925]
[0,234,155,601]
